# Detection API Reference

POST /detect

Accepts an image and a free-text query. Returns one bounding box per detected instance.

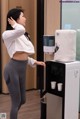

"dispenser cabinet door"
[47,93,62,119]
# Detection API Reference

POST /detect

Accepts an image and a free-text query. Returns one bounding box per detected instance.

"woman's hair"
[6,8,24,30]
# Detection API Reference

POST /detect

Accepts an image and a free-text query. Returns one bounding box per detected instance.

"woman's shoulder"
[2,30,8,39]
[2,31,6,39]
[2,30,12,41]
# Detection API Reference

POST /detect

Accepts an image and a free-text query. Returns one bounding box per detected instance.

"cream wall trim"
[33,0,37,88]
[44,0,60,35]
[1,0,9,93]
[44,0,47,35]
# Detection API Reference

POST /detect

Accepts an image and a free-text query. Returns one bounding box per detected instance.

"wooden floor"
[0,90,80,119]
[0,90,41,119]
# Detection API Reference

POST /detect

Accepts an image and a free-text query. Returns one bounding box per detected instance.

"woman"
[2,8,45,119]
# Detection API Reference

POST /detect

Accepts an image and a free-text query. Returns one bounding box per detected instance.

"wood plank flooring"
[0,90,80,119]
[0,90,41,119]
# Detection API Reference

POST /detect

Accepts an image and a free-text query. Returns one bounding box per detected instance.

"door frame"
[37,0,44,96]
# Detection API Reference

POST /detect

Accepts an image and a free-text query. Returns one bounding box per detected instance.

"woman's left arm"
[34,60,45,67]
[28,57,45,67]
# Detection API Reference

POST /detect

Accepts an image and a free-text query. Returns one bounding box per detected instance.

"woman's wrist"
[34,61,45,67]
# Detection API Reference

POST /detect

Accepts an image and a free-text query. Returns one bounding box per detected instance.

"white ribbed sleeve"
[28,57,36,67]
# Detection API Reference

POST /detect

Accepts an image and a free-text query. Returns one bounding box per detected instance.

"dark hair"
[6,8,24,30]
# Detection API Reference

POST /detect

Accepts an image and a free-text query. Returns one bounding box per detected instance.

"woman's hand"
[8,17,16,26]
[34,61,46,67]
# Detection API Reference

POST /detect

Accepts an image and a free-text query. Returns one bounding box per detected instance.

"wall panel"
[44,0,60,35]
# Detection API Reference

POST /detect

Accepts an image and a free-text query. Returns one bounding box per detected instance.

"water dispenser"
[46,60,80,119]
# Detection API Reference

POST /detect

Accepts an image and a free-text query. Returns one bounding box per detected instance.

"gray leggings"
[4,59,27,119]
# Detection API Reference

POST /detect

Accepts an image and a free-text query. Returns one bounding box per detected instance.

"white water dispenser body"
[54,30,76,62]
[46,61,80,119]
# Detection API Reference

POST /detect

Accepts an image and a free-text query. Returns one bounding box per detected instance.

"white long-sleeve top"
[2,23,36,67]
